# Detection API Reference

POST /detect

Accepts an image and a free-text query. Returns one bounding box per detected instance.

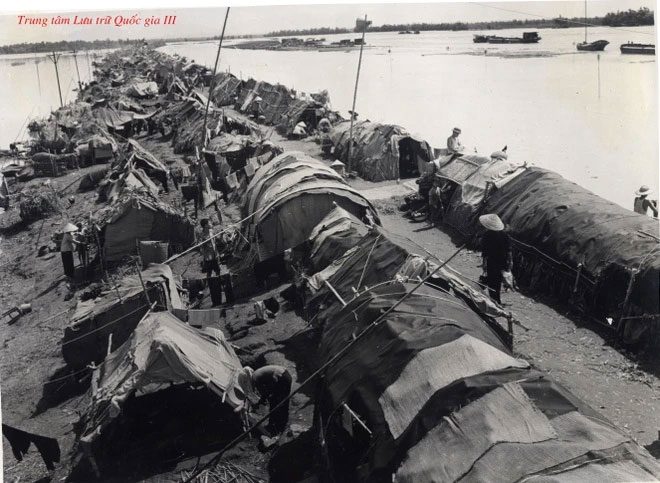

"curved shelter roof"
[243,151,378,260]
[313,263,660,482]
[330,121,434,181]
[483,167,660,339]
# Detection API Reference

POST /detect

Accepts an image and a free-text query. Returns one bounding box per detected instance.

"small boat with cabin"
[620,42,655,55]
[487,32,541,44]
[473,34,491,43]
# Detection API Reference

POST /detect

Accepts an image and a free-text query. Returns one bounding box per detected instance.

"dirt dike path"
[1,113,657,482]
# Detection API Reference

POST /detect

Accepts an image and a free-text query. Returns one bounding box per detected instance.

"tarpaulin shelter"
[62,264,183,369]
[306,225,508,330]
[98,167,160,203]
[435,153,490,183]
[93,107,135,131]
[104,139,169,191]
[75,134,118,166]
[122,80,158,98]
[482,167,660,345]
[438,155,526,235]
[235,78,327,133]
[80,311,248,448]
[93,190,194,263]
[236,78,297,125]
[315,281,660,482]
[307,206,369,272]
[211,72,244,106]
[330,121,434,181]
[242,151,378,260]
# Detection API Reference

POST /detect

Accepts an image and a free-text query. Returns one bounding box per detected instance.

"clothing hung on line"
[2,424,61,470]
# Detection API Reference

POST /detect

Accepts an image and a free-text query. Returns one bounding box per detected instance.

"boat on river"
[473,34,491,43]
[620,42,655,55]
[486,32,541,44]
[577,39,609,51]
[576,0,608,52]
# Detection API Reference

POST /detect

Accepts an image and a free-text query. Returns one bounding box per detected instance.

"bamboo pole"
[200,7,231,150]
[346,15,368,173]
[183,242,467,482]
[47,51,63,107]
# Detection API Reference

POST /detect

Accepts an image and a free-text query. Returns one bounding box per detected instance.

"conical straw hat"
[62,222,79,233]
[479,214,504,231]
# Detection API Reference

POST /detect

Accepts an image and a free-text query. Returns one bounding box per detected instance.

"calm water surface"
[0,27,656,210]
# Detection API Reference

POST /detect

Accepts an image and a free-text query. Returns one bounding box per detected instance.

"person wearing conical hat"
[60,223,79,279]
[633,185,658,218]
[479,214,511,305]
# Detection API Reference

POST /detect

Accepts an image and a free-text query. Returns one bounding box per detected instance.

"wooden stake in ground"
[47,51,63,108]
[346,15,368,173]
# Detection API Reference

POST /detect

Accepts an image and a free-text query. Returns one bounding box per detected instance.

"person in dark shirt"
[479,214,512,305]
[244,365,293,434]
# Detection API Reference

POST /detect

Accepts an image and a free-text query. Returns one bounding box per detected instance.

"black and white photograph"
[0,0,658,481]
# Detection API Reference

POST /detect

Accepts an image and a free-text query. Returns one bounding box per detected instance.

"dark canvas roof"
[315,279,660,482]
[483,167,660,323]
[330,121,434,181]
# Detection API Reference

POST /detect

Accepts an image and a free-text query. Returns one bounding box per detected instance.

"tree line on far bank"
[0,38,165,56]
[0,7,652,55]
[266,7,654,36]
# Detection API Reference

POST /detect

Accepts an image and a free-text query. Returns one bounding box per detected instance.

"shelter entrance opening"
[398,137,431,179]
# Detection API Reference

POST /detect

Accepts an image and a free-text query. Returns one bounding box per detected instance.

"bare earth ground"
[1,120,657,482]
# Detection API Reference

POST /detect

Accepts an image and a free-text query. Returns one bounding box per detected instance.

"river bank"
[1,45,658,482]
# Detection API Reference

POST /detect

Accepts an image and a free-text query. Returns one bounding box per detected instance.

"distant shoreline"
[0,7,653,55]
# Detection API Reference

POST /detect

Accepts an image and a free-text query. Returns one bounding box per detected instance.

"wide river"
[0,26,657,210]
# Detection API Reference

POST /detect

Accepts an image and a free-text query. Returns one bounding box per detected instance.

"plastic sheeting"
[330,121,434,181]
[483,168,659,334]
[123,81,158,98]
[315,280,660,482]
[82,311,247,441]
[307,206,369,272]
[436,154,490,184]
[460,159,525,206]
[93,107,135,129]
[242,151,378,260]
[62,264,182,368]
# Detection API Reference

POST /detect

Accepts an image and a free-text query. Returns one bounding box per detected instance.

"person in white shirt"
[60,223,79,278]
[447,127,463,155]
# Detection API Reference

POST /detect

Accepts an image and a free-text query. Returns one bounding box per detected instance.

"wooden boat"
[577,40,609,51]
[620,43,655,55]
[487,32,541,44]
[576,0,608,52]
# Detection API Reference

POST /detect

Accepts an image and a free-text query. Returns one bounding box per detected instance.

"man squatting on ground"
[241,365,293,435]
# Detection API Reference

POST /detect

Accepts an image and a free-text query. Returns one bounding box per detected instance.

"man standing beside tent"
[479,214,512,305]
[200,219,221,278]
[60,223,79,279]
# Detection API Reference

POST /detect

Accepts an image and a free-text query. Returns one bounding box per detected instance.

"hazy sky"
[0,1,656,45]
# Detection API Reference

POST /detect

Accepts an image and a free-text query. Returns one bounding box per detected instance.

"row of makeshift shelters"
[211,72,333,137]
[296,210,660,482]
[433,153,660,347]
